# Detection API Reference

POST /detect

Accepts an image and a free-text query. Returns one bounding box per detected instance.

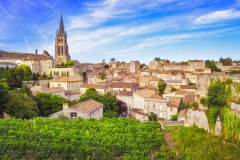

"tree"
[157,79,166,94]
[7,68,24,88]
[0,84,8,118]
[149,112,158,121]
[98,72,106,80]
[6,65,33,88]
[110,58,116,63]
[5,90,39,119]
[79,88,119,117]
[205,60,221,72]
[178,99,190,112]
[220,57,232,66]
[154,57,161,61]
[16,65,32,81]
[34,93,67,117]
[64,60,75,67]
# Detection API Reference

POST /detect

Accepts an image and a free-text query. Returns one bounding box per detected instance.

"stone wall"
[184,109,209,131]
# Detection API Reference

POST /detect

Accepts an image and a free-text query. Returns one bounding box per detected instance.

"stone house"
[50,67,80,77]
[132,89,171,119]
[129,61,141,73]
[80,84,108,94]
[129,109,149,122]
[49,76,82,91]
[49,99,103,119]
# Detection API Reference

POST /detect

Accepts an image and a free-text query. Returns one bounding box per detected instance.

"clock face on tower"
[55,15,71,66]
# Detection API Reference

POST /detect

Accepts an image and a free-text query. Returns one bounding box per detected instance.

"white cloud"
[194,9,240,24]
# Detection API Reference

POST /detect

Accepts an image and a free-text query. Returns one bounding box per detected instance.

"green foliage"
[157,79,166,94]
[229,70,240,74]
[222,108,240,145]
[202,79,233,130]
[0,84,9,118]
[154,57,161,61]
[0,118,164,159]
[80,88,119,117]
[34,93,67,117]
[168,126,240,160]
[5,65,32,89]
[16,65,32,81]
[171,115,178,121]
[64,60,75,67]
[5,90,39,119]
[98,72,107,80]
[178,99,190,112]
[206,107,219,130]
[205,60,221,72]
[149,112,158,121]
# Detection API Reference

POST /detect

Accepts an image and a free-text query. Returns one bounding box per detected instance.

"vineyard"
[0,118,163,160]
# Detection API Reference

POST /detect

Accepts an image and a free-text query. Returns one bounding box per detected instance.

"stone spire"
[58,14,65,34]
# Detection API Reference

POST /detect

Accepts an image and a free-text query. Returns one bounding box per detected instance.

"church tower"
[55,15,71,66]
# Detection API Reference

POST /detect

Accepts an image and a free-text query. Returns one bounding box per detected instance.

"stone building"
[49,76,82,91]
[50,99,103,119]
[0,50,53,75]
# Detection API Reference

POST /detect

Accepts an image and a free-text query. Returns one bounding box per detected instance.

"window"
[70,112,77,118]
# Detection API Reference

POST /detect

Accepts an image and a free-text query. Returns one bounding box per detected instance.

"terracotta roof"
[117,91,133,96]
[51,76,82,82]
[81,83,107,89]
[70,99,103,113]
[130,108,148,116]
[178,109,188,116]
[108,82,138,89]
[0,50,52,61]
[135,89,163,100]
[167,97,181,108]
[176,90,195,96]
[184,95,196,104]
[180,85,196,90]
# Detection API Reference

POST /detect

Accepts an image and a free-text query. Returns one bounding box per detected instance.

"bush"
[171,115,178,121]
[168,126,240,160]
[34,93,67,117]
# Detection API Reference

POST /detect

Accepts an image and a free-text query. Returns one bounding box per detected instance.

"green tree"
[157,79,166,94]
[34,93,67,117]
[64,60,75,67]
[5,90,39,119]
[16,64,32,81]
[178,99,190,112]
[7,68,24,88]
[98,72,106,80]
[0,84,9,118]
[205,60,221,72]
[154,57,161,61]
[220,57,232,66]
[149,112,158,121]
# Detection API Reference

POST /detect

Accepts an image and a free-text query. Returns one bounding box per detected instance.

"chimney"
[63,103,68,110]
[35,49,38,55]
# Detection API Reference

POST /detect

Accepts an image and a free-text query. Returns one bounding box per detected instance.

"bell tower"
[55,15,71,66]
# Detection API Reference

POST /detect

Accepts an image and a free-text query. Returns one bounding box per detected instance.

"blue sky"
[0,0,240,63]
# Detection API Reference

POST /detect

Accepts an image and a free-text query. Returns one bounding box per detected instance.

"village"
[0,16,239,133]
